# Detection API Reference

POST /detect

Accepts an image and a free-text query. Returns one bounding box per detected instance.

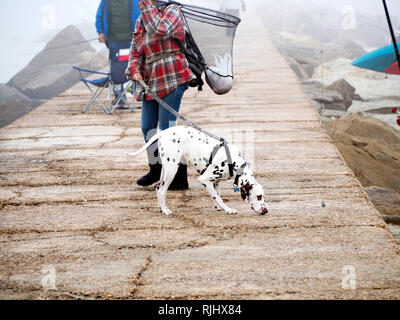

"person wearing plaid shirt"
[126,0,195,189]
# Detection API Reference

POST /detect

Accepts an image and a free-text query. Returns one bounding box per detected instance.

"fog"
[0,0,399,83]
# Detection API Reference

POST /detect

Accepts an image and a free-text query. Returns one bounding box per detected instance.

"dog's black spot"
[161,153,165,157]
[172,159,176,163]
[202,184,206,188]
[213,197,216,200]
[172,139,176,143]
[167,158,170,162]
[162,181,165,186]
[221,162,225,167]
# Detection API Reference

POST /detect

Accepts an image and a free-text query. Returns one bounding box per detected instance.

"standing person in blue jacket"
[96,0,140,46]
[96,0,140,108]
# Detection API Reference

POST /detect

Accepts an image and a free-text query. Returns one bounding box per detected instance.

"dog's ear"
[240,188,247,201]
[240,183,252,202]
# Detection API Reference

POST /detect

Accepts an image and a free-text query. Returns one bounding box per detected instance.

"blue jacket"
[96,0,140,37]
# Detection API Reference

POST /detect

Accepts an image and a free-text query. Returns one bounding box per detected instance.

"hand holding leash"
[133,73,143,82]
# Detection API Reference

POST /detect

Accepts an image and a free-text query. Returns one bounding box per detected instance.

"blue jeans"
[141,83,189,143]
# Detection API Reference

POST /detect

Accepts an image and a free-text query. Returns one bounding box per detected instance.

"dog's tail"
[128,132,162,157]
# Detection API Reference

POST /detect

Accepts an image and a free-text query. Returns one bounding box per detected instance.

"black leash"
[138,79,235,177]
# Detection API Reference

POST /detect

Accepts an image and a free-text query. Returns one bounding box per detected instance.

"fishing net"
[158,1,241,95]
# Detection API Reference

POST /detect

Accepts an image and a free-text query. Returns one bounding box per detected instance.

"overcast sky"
[0,0,399,83]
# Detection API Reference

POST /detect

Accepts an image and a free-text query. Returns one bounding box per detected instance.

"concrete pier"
[1,11,399,299]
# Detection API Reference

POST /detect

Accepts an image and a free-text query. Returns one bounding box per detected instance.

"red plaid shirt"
[126,0,195,99]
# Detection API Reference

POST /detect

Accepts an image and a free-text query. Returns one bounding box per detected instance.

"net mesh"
[158,1,241,94]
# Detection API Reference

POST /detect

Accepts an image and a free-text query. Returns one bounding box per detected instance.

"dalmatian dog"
[129,126,269,216]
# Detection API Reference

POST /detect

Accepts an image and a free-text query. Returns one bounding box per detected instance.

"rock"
[311,57,387,82]
[301,80,346,112]
[326,112,400,194]
[285,57,310,80]
[311,58,400,128]
[342,40,367,60]
[365,186,400,217]
[0,84,42,128]
[293,56,319,78]
[0,84,33,105]
[7,25,99,100]
[326,79,356,111]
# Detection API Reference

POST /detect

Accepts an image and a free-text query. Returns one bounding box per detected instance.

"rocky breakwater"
[301,78,361,124]
[326,112,400,227]
[311,58,400,129]
[1,25,107,128]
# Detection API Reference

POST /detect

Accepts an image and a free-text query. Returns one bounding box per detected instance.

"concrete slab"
[0,9,399,300]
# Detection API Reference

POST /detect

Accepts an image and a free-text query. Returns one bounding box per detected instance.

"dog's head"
[234,163,268,215]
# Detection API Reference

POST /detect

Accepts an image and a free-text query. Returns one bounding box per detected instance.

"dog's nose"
[260,208,269,215]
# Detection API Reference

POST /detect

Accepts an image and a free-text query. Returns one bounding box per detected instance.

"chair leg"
[82,82,111,114]
[109,81,135,113]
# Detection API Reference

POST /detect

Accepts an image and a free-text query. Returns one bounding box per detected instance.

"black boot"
[169,164,189,190]
[137,146,161,187]
[137,163,162,186]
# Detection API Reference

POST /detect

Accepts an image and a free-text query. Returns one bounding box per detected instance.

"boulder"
[365,186,400,217]
[0,84,42,128]
[7,25,100,100]
[301,80,346,112]
[326,112,400,194]
[285,57,310,80]
[342,40,367,60]
[326,79,356,110]
[0,84,33,105]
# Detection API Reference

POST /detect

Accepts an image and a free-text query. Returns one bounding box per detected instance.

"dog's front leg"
[199,176,237,215]
[213,181,223,211]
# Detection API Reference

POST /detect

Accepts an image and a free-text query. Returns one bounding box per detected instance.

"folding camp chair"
[73,41,135,114]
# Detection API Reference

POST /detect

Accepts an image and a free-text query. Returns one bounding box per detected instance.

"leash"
[138,79,235,177]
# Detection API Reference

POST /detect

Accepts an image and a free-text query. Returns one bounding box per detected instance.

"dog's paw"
[225,208,238,215]
[162,208,173,216]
